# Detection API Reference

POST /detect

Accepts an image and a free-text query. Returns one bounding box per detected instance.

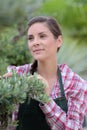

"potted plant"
[0,71,49,130]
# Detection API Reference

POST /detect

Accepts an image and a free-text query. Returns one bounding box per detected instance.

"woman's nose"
[33,38,40,46]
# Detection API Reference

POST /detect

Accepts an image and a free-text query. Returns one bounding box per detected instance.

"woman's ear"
[57,35,62,48]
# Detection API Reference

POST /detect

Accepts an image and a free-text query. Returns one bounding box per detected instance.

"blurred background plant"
[0,27,32,74]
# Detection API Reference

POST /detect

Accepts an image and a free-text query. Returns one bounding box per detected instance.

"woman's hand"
[0,72,12,80]
[29,74,50,96]
[2,72,12,78]
[37,75,50,96]
[28,74,50,103]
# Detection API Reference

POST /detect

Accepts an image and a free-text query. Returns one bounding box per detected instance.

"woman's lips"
[33,49,44,53]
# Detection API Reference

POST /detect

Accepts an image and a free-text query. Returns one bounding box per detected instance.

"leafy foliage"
[37,0,87,41]
[0,27,32,75]
[0,71,49,129]
[58,38,87,79]
[0,0,45,27]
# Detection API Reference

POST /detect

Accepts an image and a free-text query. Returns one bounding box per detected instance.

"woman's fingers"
[36,75,50,95]
[28,74,50,96]
[3,72,12,78]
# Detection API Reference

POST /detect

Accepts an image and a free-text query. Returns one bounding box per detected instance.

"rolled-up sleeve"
[7,64,31,75]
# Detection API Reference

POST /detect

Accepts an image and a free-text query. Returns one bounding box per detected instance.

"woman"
[3,16,87,130]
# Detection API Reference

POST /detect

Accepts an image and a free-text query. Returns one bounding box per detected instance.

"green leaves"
[0,27,32,75]
[38,0,87,41]
[0,70,50,128]
[0,0,44,27]
[58,38,87,79]
[26,74,50,103]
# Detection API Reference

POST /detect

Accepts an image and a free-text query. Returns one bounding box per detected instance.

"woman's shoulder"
[59,63,81,78]
[59,63,74,75]
[59,64,87,87]
[7,63,32,75]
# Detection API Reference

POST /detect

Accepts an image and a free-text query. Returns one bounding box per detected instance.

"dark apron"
[16,68,68,130]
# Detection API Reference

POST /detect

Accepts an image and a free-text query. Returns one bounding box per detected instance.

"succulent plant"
[0,71,49,129]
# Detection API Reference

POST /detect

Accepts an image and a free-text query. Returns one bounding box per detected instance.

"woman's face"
[27,22,62,61]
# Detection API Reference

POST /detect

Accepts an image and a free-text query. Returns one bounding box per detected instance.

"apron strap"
[58,67,66,97]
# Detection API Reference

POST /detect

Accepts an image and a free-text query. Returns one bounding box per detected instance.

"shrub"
[0,27,32,75]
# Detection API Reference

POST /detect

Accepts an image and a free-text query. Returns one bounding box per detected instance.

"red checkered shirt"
[7,64,87,130]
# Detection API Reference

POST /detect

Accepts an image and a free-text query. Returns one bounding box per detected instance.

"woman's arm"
[39,79,87,130]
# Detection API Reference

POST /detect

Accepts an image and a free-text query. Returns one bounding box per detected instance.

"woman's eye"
[40,35,47,38]
[28,37,33,41]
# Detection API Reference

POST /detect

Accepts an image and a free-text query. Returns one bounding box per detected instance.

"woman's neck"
[37,60,58,79]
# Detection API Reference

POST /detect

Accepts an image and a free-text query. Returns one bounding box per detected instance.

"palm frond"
[58,38,87,79]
